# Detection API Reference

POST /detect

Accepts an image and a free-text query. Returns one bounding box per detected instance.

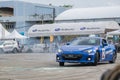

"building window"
[0,7,14,17]
[3,22,15,31]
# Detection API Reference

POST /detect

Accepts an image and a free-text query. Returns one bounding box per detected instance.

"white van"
[2,40,22,53]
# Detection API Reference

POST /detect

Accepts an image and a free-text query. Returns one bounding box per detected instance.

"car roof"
[77,37,104,39]
[4,40,16,43]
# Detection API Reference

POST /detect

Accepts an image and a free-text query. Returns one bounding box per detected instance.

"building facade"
[0,1,66,34]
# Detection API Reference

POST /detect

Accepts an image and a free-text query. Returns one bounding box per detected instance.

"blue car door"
[104,46,112,60]
[102,39,112,61]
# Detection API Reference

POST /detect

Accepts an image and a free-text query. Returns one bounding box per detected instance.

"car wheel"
[0,48,4,53]
[93,52,99,66]
[59,62,64,66]
[13,48,18,53]
[109,51,117,63]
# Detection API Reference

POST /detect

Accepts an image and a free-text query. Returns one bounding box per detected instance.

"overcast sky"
[1,0,120,8]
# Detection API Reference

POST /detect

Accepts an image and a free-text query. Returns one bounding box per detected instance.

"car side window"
[102,39,107,46]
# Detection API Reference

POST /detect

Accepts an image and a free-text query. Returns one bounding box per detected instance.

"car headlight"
[58,49,63,53]
[84,49,93,53]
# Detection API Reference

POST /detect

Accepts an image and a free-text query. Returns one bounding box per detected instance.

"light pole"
[40,14,44,43]
[41,14,44,24]
[1,26,4,39]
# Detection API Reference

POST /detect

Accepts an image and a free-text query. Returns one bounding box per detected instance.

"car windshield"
[70,37,100,46]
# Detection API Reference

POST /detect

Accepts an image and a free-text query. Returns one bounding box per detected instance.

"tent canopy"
[28,21,120,37]
[0,23,10,39]
[107,30,120,35]
[5,29,27,39]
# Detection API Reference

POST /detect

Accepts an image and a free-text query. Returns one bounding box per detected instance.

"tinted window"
[102,39,107,44]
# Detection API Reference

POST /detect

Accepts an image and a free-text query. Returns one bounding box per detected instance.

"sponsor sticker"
[102,48,105,59]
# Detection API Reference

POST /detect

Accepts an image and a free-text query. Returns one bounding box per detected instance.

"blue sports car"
[56,37,117,66]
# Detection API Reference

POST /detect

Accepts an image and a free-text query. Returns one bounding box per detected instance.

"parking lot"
[0,53,120,80]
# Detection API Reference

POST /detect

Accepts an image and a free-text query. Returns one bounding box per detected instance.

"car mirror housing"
[103,43,108,47]
[66,42,70,45]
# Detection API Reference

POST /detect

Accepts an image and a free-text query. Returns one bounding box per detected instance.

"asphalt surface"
[0,53,120,80]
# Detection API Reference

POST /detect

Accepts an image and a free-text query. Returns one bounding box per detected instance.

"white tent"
[107,30,120,35]
[5,29,27,39]
[28,21,120,37]
[0,23,10,39]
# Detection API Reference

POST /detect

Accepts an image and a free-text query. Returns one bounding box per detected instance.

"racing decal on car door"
[102,48,105,60]
[105,49,113,54]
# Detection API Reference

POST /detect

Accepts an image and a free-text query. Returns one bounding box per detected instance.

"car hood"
[61,45,98,52]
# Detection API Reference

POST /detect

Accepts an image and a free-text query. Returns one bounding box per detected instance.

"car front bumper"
[56,53,95,63]
[3,47,14,52]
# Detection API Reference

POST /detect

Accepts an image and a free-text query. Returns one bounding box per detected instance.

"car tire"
[13,48,18,53]
[0,48,4,53]
[93,52,99,66]
[109,51,117,63]
[59,62,64,66]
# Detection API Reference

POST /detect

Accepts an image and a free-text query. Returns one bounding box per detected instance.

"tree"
[59,5,73,8]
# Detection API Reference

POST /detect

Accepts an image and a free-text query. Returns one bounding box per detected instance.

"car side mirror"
[66,42,70,45]
[103,43,108,47]
[108,40,113,44]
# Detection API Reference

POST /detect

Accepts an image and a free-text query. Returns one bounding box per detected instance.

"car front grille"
[62,54,82,60]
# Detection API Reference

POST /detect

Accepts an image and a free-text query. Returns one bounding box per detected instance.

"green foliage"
[59,5,73,8]
[62,35,80,42]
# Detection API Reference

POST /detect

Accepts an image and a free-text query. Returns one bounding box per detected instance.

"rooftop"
[55,6,120,20]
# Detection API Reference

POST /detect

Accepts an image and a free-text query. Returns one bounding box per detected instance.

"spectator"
[101,65,120,80]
